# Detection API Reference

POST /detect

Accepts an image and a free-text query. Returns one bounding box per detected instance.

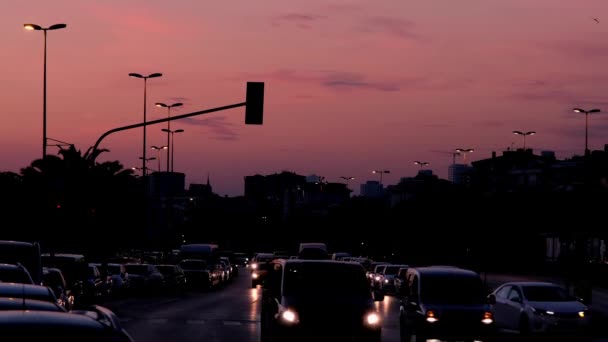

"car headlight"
[251,263,258,270]
[384,279,389,283]
[280,309,299,324]
[365,312,381,326]
[579,311,586,318]
[252,272,259,279]
[374,276,381,281]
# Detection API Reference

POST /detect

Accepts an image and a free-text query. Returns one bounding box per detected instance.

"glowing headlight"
[374,276,381,281]
[365,312,380,325]
[384,279,389,283]
[426,310,438,323]
[251,263,258,270]
[578,311,586,318]
[252,272,259,279]
[281,309,298,323]
[481,312,493,325]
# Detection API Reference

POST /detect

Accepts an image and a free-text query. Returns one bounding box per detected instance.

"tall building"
[360,180,383,197]
[448,164,472,185]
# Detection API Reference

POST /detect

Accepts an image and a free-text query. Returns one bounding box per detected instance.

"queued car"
[43,267,75,311]
[123,264,164,294]
[0,263,34,284]
[156,264,187,293]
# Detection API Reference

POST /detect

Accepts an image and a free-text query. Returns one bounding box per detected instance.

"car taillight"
[481,311,493,324]
[426,310,438,323]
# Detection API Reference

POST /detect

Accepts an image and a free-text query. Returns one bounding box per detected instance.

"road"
[106,273,607,342]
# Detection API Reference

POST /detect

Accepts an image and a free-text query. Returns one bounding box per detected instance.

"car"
[0,241,42,284]
[260,259,383,342]
[0,282,57,303]
[0,297,65,312]
[297,243,329,260]
[124,263,164,293]
[399,266,496,342]
[251,253,274,288]
[156,264,187,293]
[0,306,133,341]
[489,282,591,338]
[379,264,408,294]
[179,259,219,289]
[43,267,75,311]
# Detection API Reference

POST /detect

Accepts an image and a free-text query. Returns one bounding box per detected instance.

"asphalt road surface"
[105,272,607,342]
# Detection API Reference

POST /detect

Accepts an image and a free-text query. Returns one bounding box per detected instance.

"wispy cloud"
[540,39,608,59]
[182,116,239,141]
[359,16,423,42]
[272,13,327,29]
[241,69,412,92]
[508,78,608,108]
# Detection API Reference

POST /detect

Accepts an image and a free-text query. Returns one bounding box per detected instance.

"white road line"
[223,321,242,326]
[186,320,206,325]
[148,318,168,324]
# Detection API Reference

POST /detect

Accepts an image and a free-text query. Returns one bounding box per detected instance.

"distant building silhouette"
[360,180,383,198]
[189,174,214,198]
[448,164,473,185]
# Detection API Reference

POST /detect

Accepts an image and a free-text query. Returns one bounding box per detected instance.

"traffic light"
[245,82,264,125]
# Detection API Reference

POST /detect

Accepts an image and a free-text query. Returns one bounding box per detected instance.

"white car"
[490,282,590,337]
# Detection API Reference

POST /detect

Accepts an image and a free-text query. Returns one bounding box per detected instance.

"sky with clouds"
[2,0,608,195]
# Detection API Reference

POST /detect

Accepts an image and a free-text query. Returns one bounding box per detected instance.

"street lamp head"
[513,130,523,135]
[527,131,536,136]
[590,109,601,113]
[175,129,185,133]
[23,24,42,31]
[171,103,183,108]
[161,146,168,150]
[148,73,163,78]
[155,102,168,108]
[161,128,170,133]
[129,73,144,79]
[48,23,67,30]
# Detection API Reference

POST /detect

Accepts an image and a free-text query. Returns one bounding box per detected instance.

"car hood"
[527,301,587,312]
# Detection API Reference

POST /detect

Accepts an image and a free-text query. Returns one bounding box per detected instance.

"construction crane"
[431,150,460,164]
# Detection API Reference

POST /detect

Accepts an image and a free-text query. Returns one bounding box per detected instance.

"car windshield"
[384,266,402,275]
[422,274,485,305]
[0,269,31,284]
[106,265,122,275]
[283,263,370,297]
[523,285,572,302]
[179,261,207,270]
[124,265,149,275]
[157,266,176,275]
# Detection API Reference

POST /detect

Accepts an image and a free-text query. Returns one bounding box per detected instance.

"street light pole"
[340,176,355,188]
[156,102,183,171]
[24,23,67,160]
[372,170,390,184]
[455,148,474,163]
[162,129,184,172]
[512,131,536,150]
[573,108,601,155]
[151,146,168,173]
[414,161,429,169]
[129,72,162,176]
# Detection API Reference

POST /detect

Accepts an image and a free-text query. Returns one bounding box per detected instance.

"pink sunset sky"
[2,0,608,195]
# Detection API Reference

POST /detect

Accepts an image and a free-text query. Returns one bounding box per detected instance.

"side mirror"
[373,290,384,302]
[487,294,496,305]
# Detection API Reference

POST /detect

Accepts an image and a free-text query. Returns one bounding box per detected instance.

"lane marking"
[147,318,168,324]
[223,321,242,326]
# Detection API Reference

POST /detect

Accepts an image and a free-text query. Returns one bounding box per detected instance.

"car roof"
[281,259,363,267]
[0,263,24,270]
[411,266,479,277]
[0,310,103,329]
[501,282,559,287]
[0,297,65,312]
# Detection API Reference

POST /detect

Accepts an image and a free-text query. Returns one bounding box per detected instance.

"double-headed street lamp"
[24,23,67,160]
[455,148,474,163]
[129,72,162,176]
[414,161,429,169]
[156,102,183,171]
[151,146,168,172]
[340,176,355,187]
[372,170,390,184]
[161,129,184,172]
[573,108,601,155]
[512,131,536,150]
